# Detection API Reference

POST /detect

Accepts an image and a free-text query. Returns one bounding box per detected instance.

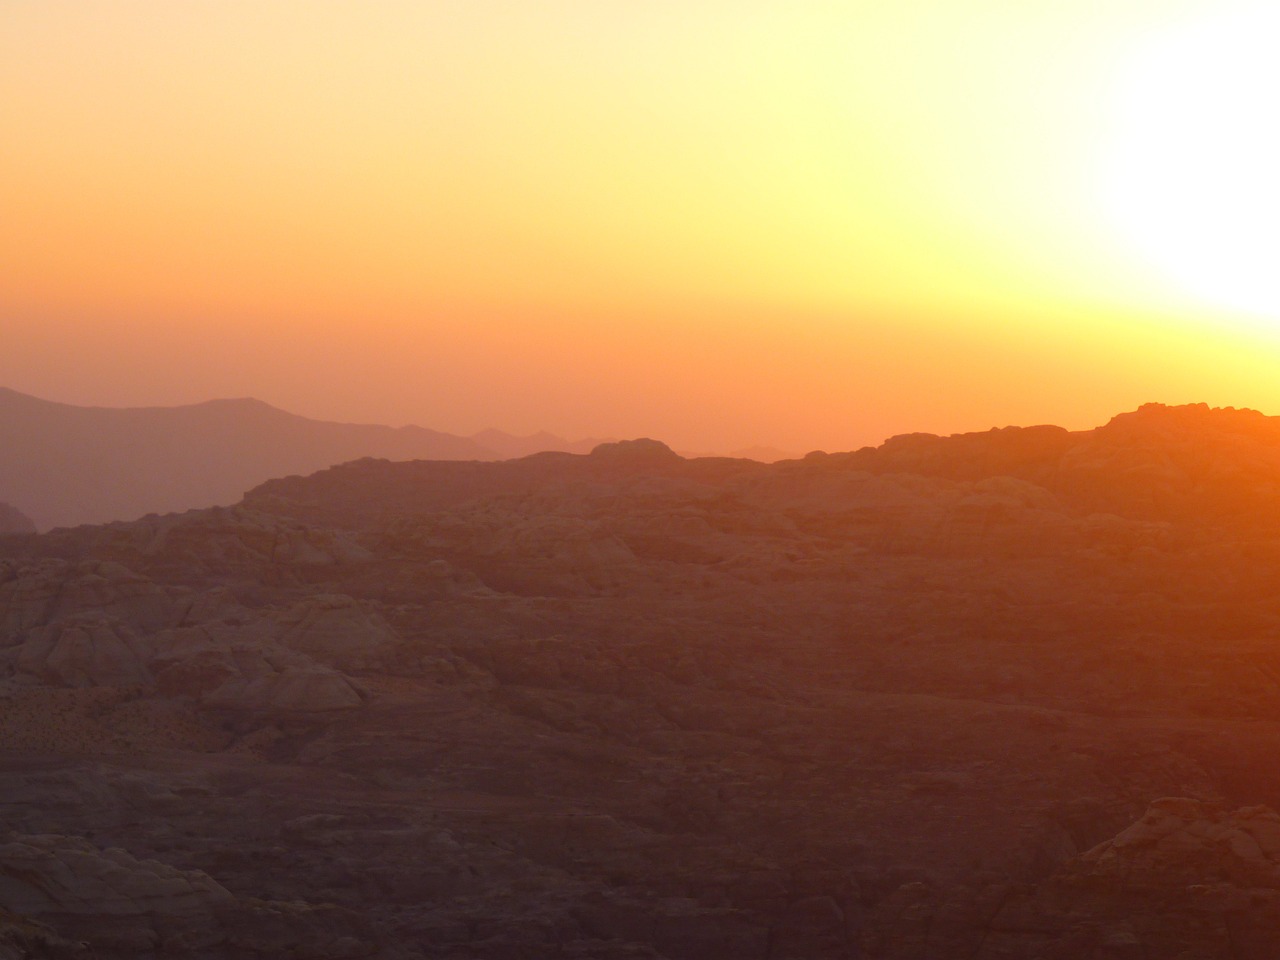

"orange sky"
[3,1,1279,453]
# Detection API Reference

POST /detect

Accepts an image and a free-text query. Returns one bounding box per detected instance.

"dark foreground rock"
[2,404,1280,957]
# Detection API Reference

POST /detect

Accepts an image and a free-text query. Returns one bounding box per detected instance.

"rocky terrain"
[3,402,1280,958]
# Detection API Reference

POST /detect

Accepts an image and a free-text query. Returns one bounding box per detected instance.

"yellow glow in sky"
[1103,4,1280,323]
[2,1,1278,451]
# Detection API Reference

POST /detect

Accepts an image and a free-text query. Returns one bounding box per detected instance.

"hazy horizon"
[6,382,1259,461]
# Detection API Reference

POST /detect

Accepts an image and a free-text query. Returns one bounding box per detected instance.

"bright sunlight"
[1104,4,1280,322]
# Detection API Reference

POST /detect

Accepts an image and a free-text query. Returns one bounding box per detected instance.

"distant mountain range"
[0,388,609,530]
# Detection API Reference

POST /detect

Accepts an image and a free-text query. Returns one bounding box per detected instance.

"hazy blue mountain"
[0,388,502,530]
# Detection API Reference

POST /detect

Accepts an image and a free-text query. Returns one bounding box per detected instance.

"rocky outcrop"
[975,800,1280,959]
[276,594,398,669]
[203,662,365,715]
[1082,797,1280,880]
[0,832,375,957]
[151,621,368,716]
[0,833,234,918]
[0,559,177,635]
[0,559,66,633]
[0,907,87,959]
[93,507,374,580]
[0,552,373,725]
[9,615,152,688]
[0,833,231,953]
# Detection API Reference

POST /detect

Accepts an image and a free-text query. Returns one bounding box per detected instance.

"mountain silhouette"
[0,501,36,535]
[0,388,593,530]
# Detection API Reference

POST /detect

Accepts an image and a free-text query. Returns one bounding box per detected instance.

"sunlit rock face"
[4,406,1280,958]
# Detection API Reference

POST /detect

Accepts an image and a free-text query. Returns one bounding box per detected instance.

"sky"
[3,0,1279,453]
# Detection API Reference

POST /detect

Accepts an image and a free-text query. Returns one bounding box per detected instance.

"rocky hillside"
[3,403,1280,958]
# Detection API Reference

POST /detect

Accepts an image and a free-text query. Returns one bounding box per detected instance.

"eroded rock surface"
[973,800,1280,959]
[0,831,374,957]
[2,404,1280,958]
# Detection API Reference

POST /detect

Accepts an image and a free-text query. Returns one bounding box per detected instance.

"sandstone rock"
[150,618,367,715]
[54,562,177,631]
[1081,797,1280,884]
[9,616,152,688]
[0,560,175,639]
[171,585,245,626]
[0,906,87,959]
[205,662,365,714]
[0,559,68,635]
[0,832,377,957]
[80,507,373,581]
[976,800,1280,959]
[1,833,232,913]
[277,594,398,668]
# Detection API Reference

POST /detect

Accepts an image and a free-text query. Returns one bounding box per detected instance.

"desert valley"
[4,401,1280,958]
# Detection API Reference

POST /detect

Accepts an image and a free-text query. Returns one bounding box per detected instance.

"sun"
[1103,4,1280,322]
